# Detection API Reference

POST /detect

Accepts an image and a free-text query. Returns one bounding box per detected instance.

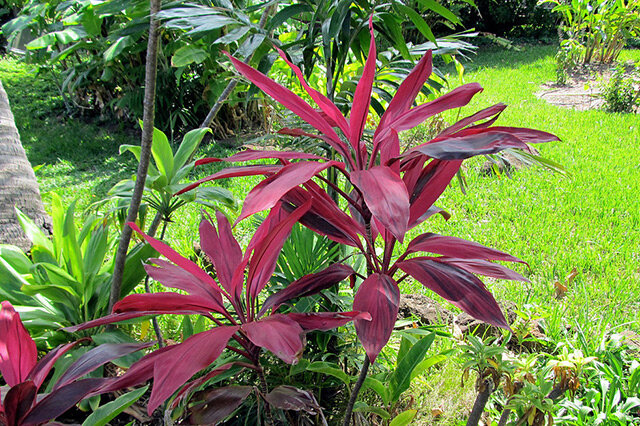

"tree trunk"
[0,80,50,251]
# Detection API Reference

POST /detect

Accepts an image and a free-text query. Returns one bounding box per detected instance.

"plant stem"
[342,356,370,426]
[257,364,275,426]
[466,378,494,426]
[108,0,161,312]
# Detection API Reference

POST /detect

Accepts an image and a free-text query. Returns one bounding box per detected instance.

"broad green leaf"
[194,186,236,209]
[411,353,448,380]
[390,409,417,426]
[307,361,350,386]
[362,377,390,405]
[120,242,157,298]
[215,26,250,44]
[380,13,410,60]
[21,283,80,310]
[171,45,208,67]
[389,333,435,401]
[181,316,194,339]
[27,27,87,49]
[394,3,436,44]
[397,336,412,367]
[235,33,266,59]
[82,385,148,426]
[289,358,310,377]
[62,200,83,283]
[353,402,390,419]
[0,257,35,305]
[149,126,174,181]
[0,244,33,274]
[173,127,211,172]
[15,207,53,253]
[419,0,461,25]
[267,4,313,31]
[104,36,132,61]
[118,145,159,177]
[82,225,109,302]
[79,6,102,36]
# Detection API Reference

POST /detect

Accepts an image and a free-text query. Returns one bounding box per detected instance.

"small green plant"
[601,64,640,113]
[555,45,577,85]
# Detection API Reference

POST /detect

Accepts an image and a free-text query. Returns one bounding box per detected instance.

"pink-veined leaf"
[27,339,89,390]
[246,200,312,299]
[353,274,399,363]
[486,126,560,143]
[175,164,282,195]
[187,385,253,424]
[171,364,234,408]
[288,311,371,331]
[242,314,305,364]
[3,381,36,426]
[199,212,243,301]
[433,257,529,282]
[264,385,320,414]
[351,166,410,242]
[0,301,37,387]
[259,264,356,316]
[237,161,338,223]
[405,233,526,264]
[397,257,509,329]
[148,325,239,414]
[349,17,376,153]
[410,129,530,160]
[437,103,507,138]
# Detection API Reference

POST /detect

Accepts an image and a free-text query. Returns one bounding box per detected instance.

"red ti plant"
[0,301,151,425]
[66,206,369,422]
[178,18,559,422]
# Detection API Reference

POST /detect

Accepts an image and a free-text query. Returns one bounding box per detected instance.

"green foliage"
[82,385,149,426]
[601,63,640,113]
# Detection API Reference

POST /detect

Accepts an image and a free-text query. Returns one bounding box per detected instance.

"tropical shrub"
[601,64,640,113]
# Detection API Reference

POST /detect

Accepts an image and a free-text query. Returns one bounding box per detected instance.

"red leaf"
[397,258,508,328]
[434,258,529,282]
[148,326,239,414]
[351,166,410,242]
[27,339,88,390]
[237,161,337,223]
[349,17,376,152]
[405,233,526,264]
[486,126,560,143]
[242,315,305,364]
[4,381,36,426]
[437,103,507,138]
[288,311,371,331]
[171,364,234,408]
[96,346,174,394]
[113,293,224,315]
[246,200,312,299]
[353,274,400,363]
[64,310,211,333]
[411,129,530,160]
[199,212,243,301]
[222,148,325,162]
[187,385,252,424]
[259,264,356,316]
[175,164,282,195]
[0,301,37,387]
[264,385,320,414]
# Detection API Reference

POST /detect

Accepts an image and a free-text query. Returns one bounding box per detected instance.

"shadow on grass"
[461,44,558,73]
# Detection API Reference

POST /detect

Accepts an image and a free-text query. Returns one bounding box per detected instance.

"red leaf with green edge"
[353,274,400,363]
[22,378,106,425]
[351,166,410,242]
[275,47,350,137]
[113,293,224,315]
[406,159,462,228]
[224,52,350,157]
[237,161,338,224]
[259,264,356,317]
[242,314,305,364]
[148,325,239,414]
[246,200,312,299]
[411,129,530,160]
[433,258,529,282]
[0,301,37,387]
[145,259,226,307]
[437,103,506,138]
[187,386,252,424]
[485,126,560,143]
[4,381,36,426]
[27,339,89,390]
[175,164,282,195]
[288,311,371,331]
[129,223,224,305]
[199,212,243,301]
[349,17,376,152]
[405,233,526,264]
[264,385,320,414]
[397,257,509,329]
[171,364,234,408]
[54,342,154,390]
[389,83,483,133]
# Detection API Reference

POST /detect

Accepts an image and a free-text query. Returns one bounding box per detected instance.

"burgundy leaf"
[129,223,224,306]
[246,200,312,299]
[187,386,252,424]
[264,385,320,414]
[148,326,238,414]
[54,342,154,390]
[222,148,324,162]
[405,233,526,264]
[0,302,37,387]
[288,311,371,331]
[351,166,410,242]
[199,211,243,301]
[27,339,88,390]
[434,258,529,282]
[353,274,400,363]
[411,129,530,160]
[259,264,356,316]
[175,164,282,195]
[397,257,508,328]
[237,161,338,223]
[113,293,224,315]
[378,130,401,171]
[349,17,376,152]
[437,103,507,138]
[4,381,36,426]
[64,310,211,333]
[171,364,234,408]
[22,378,105,425]
[486,126,560,143]
[242,315,305,364]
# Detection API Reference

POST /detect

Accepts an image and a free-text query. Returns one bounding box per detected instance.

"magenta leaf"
[353,274,400,363]
[4,381,36,426]
[397,257,508,329]
[175,164,282,195]
[64,310,210,333]
[237,161,337,223]
[0,301,37,387]
[486,126,560,143]
[351,166,410,242]
[27,339,88,389]
[171,364,234,408]
[405,233,526,264]
[288,311,371,331]
[411,129,530,160]
[96,346,174,394]
[264,385,321,414]
[242,314,305,364]
[148,325,239,414]
[349,17,376,152]
[437,103,507,137]
[434,258,529,282]
[259,264,356,316]
[113,293,223,315]
[187,386,252,424]
[220,148,325,162]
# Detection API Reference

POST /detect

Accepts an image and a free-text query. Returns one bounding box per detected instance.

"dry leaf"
[554,281,568,299]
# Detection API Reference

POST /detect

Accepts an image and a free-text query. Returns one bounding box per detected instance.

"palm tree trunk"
[0,80,50,251]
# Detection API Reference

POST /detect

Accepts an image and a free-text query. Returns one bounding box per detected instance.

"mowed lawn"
[4,45,640,348]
